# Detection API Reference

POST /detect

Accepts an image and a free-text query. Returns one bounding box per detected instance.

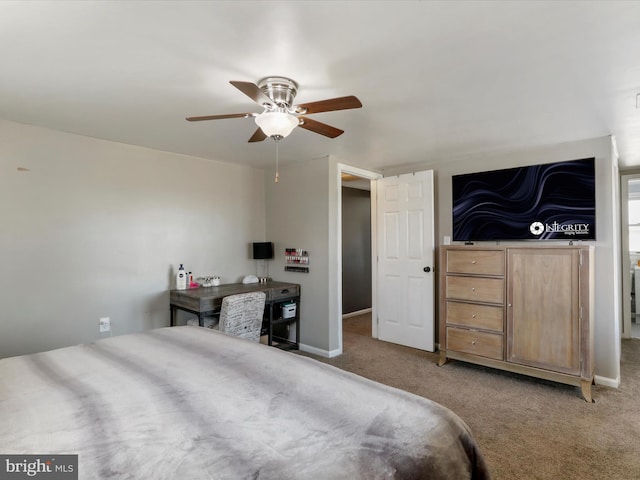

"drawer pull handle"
[472,314,476,318]
[471,288,476,291]
[471,260,476,264]
[471,341,476,345]
[281,289,289,294]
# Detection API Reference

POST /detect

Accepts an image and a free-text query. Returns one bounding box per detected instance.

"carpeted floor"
[298,313,640,480]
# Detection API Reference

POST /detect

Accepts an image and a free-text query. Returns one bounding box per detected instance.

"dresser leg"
[437,350,448,367]
[581,379,594,403]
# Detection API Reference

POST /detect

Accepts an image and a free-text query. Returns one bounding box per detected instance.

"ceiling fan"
[186,77,362,142]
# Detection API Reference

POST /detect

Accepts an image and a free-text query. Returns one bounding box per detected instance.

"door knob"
[423,266,431,273]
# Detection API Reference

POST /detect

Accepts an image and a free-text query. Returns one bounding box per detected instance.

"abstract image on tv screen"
[452,157,596,241]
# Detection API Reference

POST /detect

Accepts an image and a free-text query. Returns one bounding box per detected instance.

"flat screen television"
[452,157,596,242]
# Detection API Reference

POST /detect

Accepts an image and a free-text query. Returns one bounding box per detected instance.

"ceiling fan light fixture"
[186,77,362,143]
[255,110,299,138]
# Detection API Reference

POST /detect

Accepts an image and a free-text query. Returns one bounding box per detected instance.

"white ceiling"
[1,1,640,172]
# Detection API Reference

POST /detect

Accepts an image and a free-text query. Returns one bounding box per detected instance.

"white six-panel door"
[376,171,435,351]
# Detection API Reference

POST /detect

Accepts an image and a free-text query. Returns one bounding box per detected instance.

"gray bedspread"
[0,326,490,479]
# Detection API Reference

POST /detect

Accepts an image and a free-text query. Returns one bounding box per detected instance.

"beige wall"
[0,119,265,358]
[264,156,334,354]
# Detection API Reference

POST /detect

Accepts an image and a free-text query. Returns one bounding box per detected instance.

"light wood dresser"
[439,245,595,402]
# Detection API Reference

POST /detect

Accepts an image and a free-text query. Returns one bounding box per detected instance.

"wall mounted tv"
[452,157,596,242]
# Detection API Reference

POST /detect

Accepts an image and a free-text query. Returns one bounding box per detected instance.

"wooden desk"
[169,281,300,349]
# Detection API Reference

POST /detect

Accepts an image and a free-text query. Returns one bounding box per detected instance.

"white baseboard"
[594,374,620,388]
[342,308,372,319]
[299,343,342,358]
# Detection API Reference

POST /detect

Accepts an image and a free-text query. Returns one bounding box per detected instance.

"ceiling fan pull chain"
[275,138,279,184]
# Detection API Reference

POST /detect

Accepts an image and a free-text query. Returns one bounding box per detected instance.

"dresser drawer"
[446,249,505,276]
[445,301,503,332]
[446,276,504,304]
[446,327,503,360]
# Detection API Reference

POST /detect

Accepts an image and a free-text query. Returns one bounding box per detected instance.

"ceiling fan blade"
[296,95,362,114]
[186,113,254,122]
[230,81,274,107]
[248,128,267,143]
[298,117,344,138]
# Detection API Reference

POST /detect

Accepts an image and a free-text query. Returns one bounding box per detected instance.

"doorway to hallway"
[341,173,373,351]
[342,178,372,313]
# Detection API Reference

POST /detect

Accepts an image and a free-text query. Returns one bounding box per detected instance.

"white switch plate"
[99,317,111,333]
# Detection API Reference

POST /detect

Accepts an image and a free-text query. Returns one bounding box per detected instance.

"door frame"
[335,163,383,354]
[620,173,640,339]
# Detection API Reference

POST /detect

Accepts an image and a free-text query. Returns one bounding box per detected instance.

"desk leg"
[198,312,205,327]
[170,305,176,327]
[268,303,274,346]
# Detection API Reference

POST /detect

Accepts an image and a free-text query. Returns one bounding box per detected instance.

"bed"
[0,326,490,479]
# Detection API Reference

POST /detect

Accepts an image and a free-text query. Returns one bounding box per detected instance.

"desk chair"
[214,291,266,342]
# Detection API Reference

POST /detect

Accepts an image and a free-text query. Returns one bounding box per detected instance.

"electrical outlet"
[99,317,111,333]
